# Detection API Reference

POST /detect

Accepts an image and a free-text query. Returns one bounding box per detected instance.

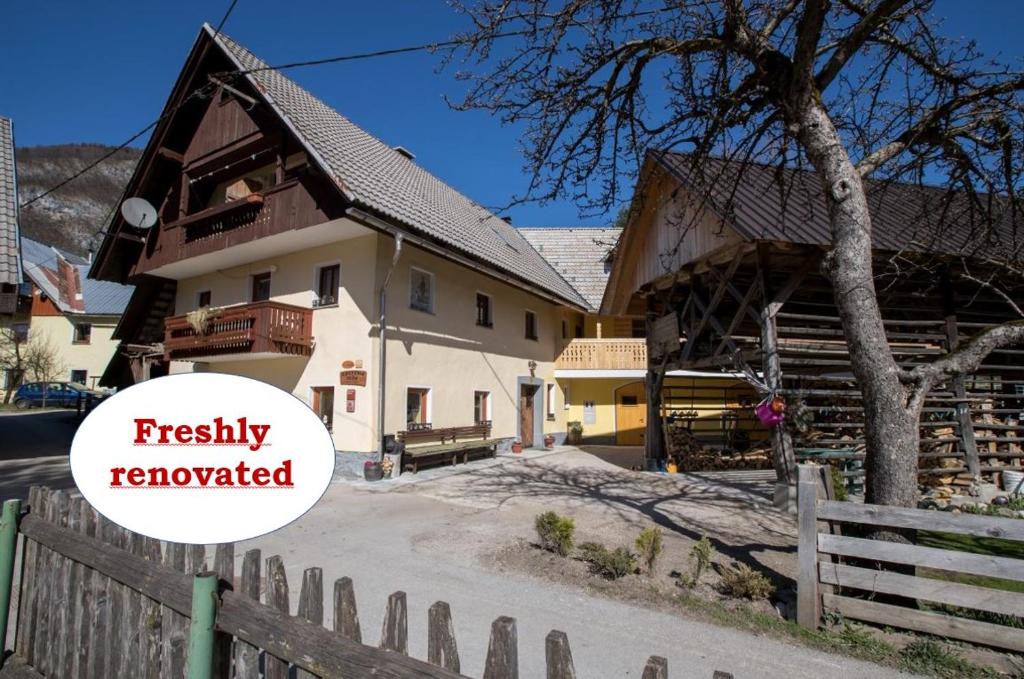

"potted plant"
[363,459,384,481]
[511,440,523,454]
[566,421,583,445]
[543,434,555,449]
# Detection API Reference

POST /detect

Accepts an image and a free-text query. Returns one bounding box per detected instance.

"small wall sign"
[346,389,356,413]
[341,360,355,369]
[340,370,367,386]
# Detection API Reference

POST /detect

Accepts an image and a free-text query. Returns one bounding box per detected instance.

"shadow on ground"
[0,410,78,500]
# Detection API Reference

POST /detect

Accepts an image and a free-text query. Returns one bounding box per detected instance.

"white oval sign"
[71,373,336,544]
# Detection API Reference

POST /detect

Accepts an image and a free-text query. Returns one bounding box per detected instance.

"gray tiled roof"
[519,227,620,311]
[21,236,133,315]
[210,26,588,309]
[0,117,21,285]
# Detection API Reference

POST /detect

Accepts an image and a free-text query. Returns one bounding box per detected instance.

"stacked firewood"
[664,420,773,471]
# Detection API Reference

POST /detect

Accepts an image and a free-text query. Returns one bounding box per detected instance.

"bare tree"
[446,0,1024,508]
[1,328,66,404]
[0,325,29,404]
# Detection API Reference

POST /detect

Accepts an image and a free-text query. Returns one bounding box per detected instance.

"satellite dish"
[120,197,158,230]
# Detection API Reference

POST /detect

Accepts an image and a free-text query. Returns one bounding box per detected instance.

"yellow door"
[615,382,646,446]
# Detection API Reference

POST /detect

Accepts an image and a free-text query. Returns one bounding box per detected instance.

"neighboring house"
[15,237,133,389]
[90,25,596,457]
[520,227,754,446]
[0,116,24,315]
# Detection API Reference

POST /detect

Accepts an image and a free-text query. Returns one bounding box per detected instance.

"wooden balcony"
[555,338,647,371]
[0,292,17,315]
[164,301,313,361]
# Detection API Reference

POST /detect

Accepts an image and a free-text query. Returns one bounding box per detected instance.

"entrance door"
[615,381,647,446]
[519,384,537,447]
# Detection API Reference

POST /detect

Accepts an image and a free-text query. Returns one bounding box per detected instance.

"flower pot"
[666,462,679,474]
[544,434,555,449]
[511,441,523,454]
[363,462,384,482]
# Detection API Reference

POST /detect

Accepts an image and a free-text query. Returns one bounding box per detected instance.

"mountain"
[16,144,142,256]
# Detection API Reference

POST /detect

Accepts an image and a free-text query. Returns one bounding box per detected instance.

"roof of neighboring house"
[207,27,587,309]
[22,236,133,315]
[0,117,21,286]
[518,227,620,311]
[656,151,1023,262]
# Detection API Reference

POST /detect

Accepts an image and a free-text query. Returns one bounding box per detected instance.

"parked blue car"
[13,381,107,410]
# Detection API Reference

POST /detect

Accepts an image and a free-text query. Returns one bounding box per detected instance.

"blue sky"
[2,1,1022,228]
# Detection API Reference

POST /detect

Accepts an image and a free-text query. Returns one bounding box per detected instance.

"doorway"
[519,383,539,447]
[615,381,646,446]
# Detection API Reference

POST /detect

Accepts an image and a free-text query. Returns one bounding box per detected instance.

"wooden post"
[797,465,821,629]
[427,601,460,672]
[641,655,667,679]
[264,555,290,679]
[380,591,408,654]
[210,543,233,678]
[160,542,188,679]
[296,567,323,679]
[0,499,21,667]
[186,572,218,679]
[644,294,666,469]
[483,616,518,679]
[333,577,362,643]
[942,270,980,480]
[233,549,261,679]
[544,630,575,679]
[757,245,797,510]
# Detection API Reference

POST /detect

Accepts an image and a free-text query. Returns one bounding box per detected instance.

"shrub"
[718,562,774,600]
[635,528,663,575]
[579,542,636,579]
[534,512,575,556]
[899,639,978,678]
[829,465,848,501]
[678,536,716,588]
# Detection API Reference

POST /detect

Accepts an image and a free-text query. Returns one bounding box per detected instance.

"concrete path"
[244,450,917,678]
[0,409,77,500]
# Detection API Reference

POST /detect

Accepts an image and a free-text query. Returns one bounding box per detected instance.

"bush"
[534,512,575,556]
[681,536,717,588]
[829,465,848,501]
[635,528,663,575]
[579,542,636,579]
[718,562,774,600]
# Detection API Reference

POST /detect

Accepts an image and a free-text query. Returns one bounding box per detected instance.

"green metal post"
[186,571,219,679]
[0,499,21,668]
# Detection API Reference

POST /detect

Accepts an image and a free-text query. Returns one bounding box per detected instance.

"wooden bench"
[397,422,498,473]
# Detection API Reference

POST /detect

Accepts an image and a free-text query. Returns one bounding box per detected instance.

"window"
[563,384,571,410]
[197,290,212,308]
[409,268,434,313]
[251,272,272,302]
[546,383,556,420]
[476,293,492,327]
[406,387,431,427]
[312,387,335,432]
[561,320,567,339]
[315,264,340,307]
[73,323,91,344]
[620,395,639,406]
[70,370,87,385]
[474,390,491,423]
[525,310,538,340]
[575,324,583,338]
[631,319,646,338]
[10,323,28,342]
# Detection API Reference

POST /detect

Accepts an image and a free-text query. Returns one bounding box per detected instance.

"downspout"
[377,233,404,458]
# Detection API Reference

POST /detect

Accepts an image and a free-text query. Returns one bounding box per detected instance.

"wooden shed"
[603,152,1024,504]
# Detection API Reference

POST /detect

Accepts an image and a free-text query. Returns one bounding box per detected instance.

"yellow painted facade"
[4,313,121,388]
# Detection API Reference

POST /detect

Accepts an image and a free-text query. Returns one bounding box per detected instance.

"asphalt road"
[0,409,77,500]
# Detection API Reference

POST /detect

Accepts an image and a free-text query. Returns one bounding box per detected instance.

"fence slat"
[819,561,1024,618]
[118,531,144,678]
[109,524,134,679]
[816,499,1024,541]
[87,512,113,679]
[297,567,323,679]
[544,630,574,679]
[138,536,163,679]
[265,555,290,679]
[159,542,188,679]
[28,489,53,671]
[796,466,820,629]
[822,592,1024,653]
[42,490,69,675]
[483,616,517,679]
[641,656,667,679]
[817,533,1023,581]
[334,577,362,643]
[428,601,460,672]
[380,591,408,655]
[51,491,74,678]
[211,543,234,678]
[65,498,85,678]
[14,487,40,661]
[233,549,261,679]
[72,499,96,679]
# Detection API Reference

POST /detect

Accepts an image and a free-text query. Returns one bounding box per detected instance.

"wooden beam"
[156,147,184,164]
[942,269,981,479]
[682,252,743,363]
[715,278,761,357]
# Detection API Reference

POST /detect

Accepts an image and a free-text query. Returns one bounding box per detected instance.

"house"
[604,150,1024,504]
[90,24,604,460]
[521,226,755,447]
[10,237,133,389]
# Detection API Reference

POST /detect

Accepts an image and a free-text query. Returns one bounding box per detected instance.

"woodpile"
[665,420,773,472]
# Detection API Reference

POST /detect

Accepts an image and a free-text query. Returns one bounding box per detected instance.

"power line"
[212,0,240,38]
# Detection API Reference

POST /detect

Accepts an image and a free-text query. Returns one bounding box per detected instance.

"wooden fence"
[796,465,1024,652]
[0,486,735,678]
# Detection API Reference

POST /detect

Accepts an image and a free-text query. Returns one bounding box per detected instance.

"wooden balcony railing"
[0,292,17,315]
[555,338,648,370]
[164,301,313,361]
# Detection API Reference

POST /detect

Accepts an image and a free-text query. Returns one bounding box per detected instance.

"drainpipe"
[377,233,404,458]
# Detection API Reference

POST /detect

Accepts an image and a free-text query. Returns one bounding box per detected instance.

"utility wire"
[212,0,240,39]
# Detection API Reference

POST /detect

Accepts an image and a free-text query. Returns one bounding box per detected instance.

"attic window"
[393,146,416,161]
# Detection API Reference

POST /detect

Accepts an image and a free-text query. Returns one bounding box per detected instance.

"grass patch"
[918,531,1024,594]
[899,638,996,678]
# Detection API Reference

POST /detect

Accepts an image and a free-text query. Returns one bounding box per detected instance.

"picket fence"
[796,465,1024,652]
[0,486,735,678]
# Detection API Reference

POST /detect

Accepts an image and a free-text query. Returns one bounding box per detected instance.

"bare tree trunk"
[796,102,921,508]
